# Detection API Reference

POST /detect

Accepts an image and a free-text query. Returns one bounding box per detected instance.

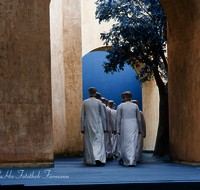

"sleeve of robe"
[109,110,115,132]
[136,106,143,134]
[81,102,85,132]
[100,101,106,131]
[105,106,108,128]
[140,111,146,137]
[103,105,108,130]
[106,108,111,132]
[114,108,118,131]
[116,106,122,134]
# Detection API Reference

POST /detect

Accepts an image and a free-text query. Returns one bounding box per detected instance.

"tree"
[95,0,169,156]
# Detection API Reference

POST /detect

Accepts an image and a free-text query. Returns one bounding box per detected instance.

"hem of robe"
[106,153,113,158]
[135,133,143,163]
[123,161,137,166]
[84,160,106,166]
[83,155,106,166]
[113,153,119,158]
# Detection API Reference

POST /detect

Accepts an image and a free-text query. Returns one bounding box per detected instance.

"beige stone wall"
[159,0,200,164]
[134,66,159,151]
[81,0,115,56]
[51,0,83,157]
[63,0,83,157]
[0,0,53,167]
[142,81,159,150]
[50,0,67,157]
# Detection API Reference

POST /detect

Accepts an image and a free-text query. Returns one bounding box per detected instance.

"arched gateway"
[0,0,198,167]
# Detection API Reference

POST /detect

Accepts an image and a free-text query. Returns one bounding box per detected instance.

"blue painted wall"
[82,51,143,111]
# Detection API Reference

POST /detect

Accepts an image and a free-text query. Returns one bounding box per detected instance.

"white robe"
[114,103,123,159]
[102,103,108,154]
[136,111,146,162]
[106,106,113,159]
[116,101,142,166]
[81,98,106,165]
[108,108,116,158]
[111,109,120,157]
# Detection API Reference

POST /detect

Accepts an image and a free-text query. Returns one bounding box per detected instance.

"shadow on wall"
[82,51,143,110]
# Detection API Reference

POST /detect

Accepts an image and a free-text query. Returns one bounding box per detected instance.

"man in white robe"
[106,100,116,160]
[96,92,101,100]
[132,100,146,162]
[111,103,119,157]
[81,87,106,166]
[114,93,125,160]
[105,99,113,160]
[108,101,119,158]
[113,93,125,161]
[116,91,143,166]
[100,97,108,126]
[100,97,108,154]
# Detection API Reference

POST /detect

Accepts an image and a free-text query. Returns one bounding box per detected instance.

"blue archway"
[82,51,143,110]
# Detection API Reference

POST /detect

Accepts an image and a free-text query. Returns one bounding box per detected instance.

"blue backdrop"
[82,51,143,111]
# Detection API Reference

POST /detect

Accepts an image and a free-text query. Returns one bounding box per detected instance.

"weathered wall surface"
[159,0,200,164]
[50,0,67,157]
[142,81,159,150]
[51,0,83,157]
[81,0,115,57]
[63,0,83,157]
[134,66,159,151]
[0,0,53,167]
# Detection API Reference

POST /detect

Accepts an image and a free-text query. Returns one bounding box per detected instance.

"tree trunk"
[152,67,169,157]
[153,88,169,156]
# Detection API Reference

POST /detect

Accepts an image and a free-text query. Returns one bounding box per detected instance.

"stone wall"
[159,0,200,164]
[50,0,67,157]
[142,81,159,150]
[81,0,115,57]
[63,0,83,157]
[0,0,53,167]
[51,0,83,157]
[133,65,159,151]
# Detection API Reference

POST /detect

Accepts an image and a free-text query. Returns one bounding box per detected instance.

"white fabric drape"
[116,101,142,166]
[81,98,106,165]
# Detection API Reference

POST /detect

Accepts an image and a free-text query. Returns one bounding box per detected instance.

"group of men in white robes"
[96,93,118,160]
[81,87,146,166]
